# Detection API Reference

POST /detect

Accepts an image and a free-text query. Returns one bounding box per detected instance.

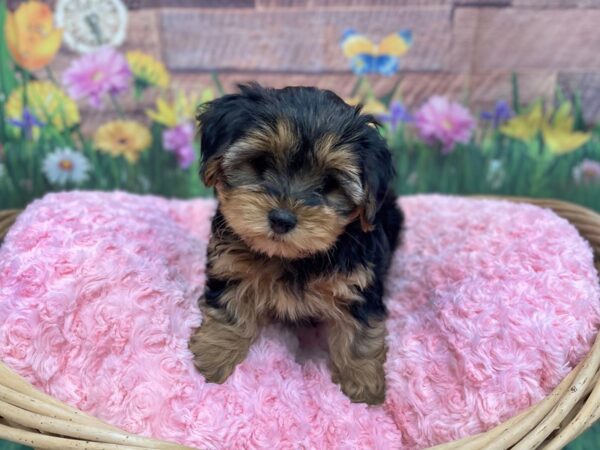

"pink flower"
[414,96,475,154]
[573,159,600,186]
[163,122,195,169]
[63,48,131,109]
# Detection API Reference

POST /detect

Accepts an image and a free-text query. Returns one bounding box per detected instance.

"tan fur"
[232,120,297,166]
[205,231,374,323]
[359,184,378,233]
[192,106,389,403]
[202,157,223,187]
[314,135,360,178]
[328,317,387,405]
[190,229,387,403]
[189,305,259,383]
[218,188,351,259]
[314,135,364,204]
[202,119,296,186]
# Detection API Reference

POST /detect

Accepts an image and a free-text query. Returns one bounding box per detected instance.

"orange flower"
[5,1,62,71]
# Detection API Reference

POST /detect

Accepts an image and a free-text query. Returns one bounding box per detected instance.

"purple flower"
[573,159,600,186]
[379,101,412,132]
[63,47,131,109]
[174,145,196,169]
[8,107,44,139]
[481,100,513,128]
[414,96,475,154]
[163,122,195,169]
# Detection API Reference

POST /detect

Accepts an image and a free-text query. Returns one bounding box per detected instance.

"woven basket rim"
[0,195,599,450]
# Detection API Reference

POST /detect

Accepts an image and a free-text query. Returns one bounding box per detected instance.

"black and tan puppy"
[189,84,403,405]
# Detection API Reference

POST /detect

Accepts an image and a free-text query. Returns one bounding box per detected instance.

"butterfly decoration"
[340,29,413,76]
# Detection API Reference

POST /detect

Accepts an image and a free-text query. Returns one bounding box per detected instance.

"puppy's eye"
[319,174,339,195]
[248,154,270,177]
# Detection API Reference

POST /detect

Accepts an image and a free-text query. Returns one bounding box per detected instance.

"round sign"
[55,0,128,54]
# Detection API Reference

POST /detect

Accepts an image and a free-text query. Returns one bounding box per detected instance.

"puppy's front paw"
[189,340,234,384]
[189,326,249,384]
[334,363,386,405]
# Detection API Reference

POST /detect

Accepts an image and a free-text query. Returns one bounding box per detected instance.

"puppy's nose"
[268,208,297,234]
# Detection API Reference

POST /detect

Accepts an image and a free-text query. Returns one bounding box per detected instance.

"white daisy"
[486,159,506,190]
[42,148,91,186]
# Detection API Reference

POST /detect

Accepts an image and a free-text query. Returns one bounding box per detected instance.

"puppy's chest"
[207,238,370,322]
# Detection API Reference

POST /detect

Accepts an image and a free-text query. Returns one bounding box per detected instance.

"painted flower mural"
[62,47,132,108]
[5,81,80,136]
[414,96,475,153]
[0,4,598,224]
[573,159,600,186]
[54,0,128,54]
[42,148,91,186]
[94,120,152,163]
[4,1,62,71]
[341,29,413,76]
[379,101,412,132]
[126,50,170,98]
[163,122,195,169]
[481,101,513,128]
[500,102,591,154]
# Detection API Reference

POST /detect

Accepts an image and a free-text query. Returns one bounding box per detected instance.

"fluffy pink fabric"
[0,192,599,449]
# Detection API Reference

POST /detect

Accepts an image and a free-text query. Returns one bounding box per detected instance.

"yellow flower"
[126,50,170,89]
[500,103,544,142]
[4,1,62,71]
[146,98,178,127]
[94,120,152,163]
[5,81,80,138]
[146,89,212,127]
[501,101,591,154]
[200,88,215,104]
[541,103,591,155]
[346,96,387,116]
[542,126,591,155]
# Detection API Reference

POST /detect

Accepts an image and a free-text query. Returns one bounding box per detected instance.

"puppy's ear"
[358,120,395,233]
[196,84,262,187]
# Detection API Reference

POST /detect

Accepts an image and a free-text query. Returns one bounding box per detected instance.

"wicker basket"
[1,197,599,450]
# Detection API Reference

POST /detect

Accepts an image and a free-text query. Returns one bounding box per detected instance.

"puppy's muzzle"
[268,208,297,234]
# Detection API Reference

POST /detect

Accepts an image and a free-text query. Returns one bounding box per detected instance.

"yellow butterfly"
[341,29,413,76]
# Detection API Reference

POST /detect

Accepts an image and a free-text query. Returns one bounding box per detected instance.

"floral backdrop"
[1,0,600,213]
[1,0,600,448]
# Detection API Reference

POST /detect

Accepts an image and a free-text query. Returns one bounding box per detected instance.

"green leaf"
[0,0,17,142]
[349,77,363,98]
[511,72,521,114]
[573,91,586,131]
[211,72,226,97]
[0,0,16,93]
[554,84,567,106]
[379,78,402,107]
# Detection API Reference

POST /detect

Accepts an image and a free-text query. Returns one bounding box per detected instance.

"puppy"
[189,84,403,405]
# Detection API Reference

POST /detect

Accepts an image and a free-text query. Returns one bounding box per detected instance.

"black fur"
[197,84,404,326]
[198,84,396,222]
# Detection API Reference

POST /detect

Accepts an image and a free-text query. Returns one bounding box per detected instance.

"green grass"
[2,125,600,211]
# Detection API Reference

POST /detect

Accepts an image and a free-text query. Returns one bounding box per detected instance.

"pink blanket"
[0,192,598,449]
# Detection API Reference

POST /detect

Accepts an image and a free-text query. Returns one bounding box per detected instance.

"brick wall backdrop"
[19,0,600,130]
